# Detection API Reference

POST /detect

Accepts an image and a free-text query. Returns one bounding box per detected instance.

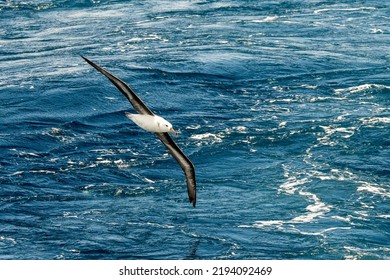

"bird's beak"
[170,128,178,136]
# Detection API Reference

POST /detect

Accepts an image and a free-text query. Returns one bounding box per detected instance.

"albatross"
[81,56,196,207]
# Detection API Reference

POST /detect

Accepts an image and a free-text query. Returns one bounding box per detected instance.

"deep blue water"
[0,0,389,260]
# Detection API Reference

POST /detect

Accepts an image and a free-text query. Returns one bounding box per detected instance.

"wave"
[189,125,251,147]
[190,133,223,146]
[344,246,390,260]
[359,117,390,126]
[0,0,106,11]
[334,84,390,94]
[357,182,390,198]
[240,165,333,233]
[0,0,56,11]
[127,221,175,229]
[250,16,279,23]
[0,236,17,245]
[80,182,158,198]
[314,7,376,14]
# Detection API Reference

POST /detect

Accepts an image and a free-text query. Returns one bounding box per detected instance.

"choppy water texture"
[0,0,389,260]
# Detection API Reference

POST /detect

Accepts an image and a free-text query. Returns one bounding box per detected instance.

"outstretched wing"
[155,132,196,207]
[81,56,154,116]
[82,56,197,207]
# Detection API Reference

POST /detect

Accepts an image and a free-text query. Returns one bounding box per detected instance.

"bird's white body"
[126,112,177,134]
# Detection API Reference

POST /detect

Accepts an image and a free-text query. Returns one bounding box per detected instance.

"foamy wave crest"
[278,177,310,195]
[243,166,333,230]
[344,245,390,260]
[357,182,390,198]
[190,133,223,145]
[42,127,77,144]
[317,125,357,146]
[0,236,17,245]
[334,84,390,94]
[359,117,390,126]
[250,16,279,23]
[314,7,376,14]
[291,191,332,223]
[127,222,175,229]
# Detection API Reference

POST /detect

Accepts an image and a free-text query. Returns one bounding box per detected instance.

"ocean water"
[0,0,389,260]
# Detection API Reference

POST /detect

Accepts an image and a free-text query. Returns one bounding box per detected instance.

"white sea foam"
[127,33,168,43]
[291,192,332,223]
[224,126,248,134]
[251,16,279,23]
[190,133,223,145]
[343,245,388,260]
[311,169,356,182]
[293,227,351,236]
[65,9,127,20]
[377,214,390,219]
[370,28,384,34]
[114,159,129,169]
[17,151,40,157]
[186,124,201,130]
[63,212,79,218]
[30,170,56,174]
[96,158,111,165]
[332,215,351,223]
[278,121,287,128]
[309,96,347,102]
[142,177,155,184]
[301,84,318,89]
[238,220,284,229]
[42,127,76,144]
[128,222,174,229]
[344,246,363,260]
[10,171,24,176]
[241,194,333,228]
[354,210,369,218]
[0,236,17,244]
[278,177,310,195]
[233,126,247,133]
[257,164,332,228]
[317,125,357,146]
[334,84,390,94]
[359,117,390,126]
[314,7,376,14]
[357,182,390,198]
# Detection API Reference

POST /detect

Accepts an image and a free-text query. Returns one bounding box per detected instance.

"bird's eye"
[165,124,169,127]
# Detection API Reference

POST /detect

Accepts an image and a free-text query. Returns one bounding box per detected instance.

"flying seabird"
[81,56,196,207]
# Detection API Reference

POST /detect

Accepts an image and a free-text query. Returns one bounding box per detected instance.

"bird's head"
[158,118,178,135]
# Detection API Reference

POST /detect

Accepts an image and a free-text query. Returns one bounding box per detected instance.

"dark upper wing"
[81,56,154,116]
[155,132,196,207]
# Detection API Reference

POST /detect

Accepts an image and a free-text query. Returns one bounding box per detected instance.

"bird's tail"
[125,112,134,119]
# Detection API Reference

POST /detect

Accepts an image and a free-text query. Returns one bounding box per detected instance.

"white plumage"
[125,112,177,135]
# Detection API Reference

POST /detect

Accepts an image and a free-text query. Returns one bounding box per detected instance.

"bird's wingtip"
[80,55,93,65]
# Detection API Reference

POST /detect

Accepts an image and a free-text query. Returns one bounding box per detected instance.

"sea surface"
[0,0,389,260]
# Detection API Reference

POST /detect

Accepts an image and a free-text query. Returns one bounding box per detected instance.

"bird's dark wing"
[155,132,196,207]
[81,56,154,116]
